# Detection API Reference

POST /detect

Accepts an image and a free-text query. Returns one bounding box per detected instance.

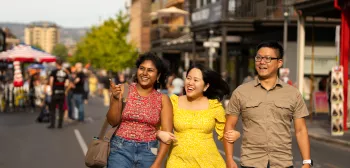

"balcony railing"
[151,24,188,45]
[227,0,296,20]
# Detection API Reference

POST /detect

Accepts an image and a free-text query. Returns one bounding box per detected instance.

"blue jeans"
[107,136,158,168]
[67,91,74,119]
[73,94,84,121]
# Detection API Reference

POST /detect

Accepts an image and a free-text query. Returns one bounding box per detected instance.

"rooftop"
[26,21,59,28]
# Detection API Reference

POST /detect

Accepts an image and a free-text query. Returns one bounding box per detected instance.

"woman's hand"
[226,159,238,168]
[224,130,241,143]
[109,79,122,100]
[156,130,176,144]
[150,162,161,168]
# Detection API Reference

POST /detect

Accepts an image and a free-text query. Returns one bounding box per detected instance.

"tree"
[32,44,43,51]
[70,11,137,72]
[52,43,68,61]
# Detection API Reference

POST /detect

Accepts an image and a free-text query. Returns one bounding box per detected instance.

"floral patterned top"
[115,83,162,142]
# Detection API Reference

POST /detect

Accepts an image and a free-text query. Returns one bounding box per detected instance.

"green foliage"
[70,11,137,72]
[32,44,43,51]
[52,43,68,61]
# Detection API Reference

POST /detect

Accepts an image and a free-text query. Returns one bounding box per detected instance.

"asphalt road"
[0,97,349,168]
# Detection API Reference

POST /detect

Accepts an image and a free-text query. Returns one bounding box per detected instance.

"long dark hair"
[185,64,230,101]
[134,52,168,89]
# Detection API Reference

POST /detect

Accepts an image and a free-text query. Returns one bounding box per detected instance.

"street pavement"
[0,97,349,168]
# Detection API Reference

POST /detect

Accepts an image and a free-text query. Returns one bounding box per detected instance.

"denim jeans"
[107,136,158,168]
[67,91,74,120]
[73,94,84,121]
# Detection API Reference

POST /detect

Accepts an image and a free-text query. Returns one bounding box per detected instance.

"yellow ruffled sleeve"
[169,94,178,110]
[211,99,226,141]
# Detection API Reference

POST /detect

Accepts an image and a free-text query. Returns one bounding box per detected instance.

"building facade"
[2,27,20,50]
[127,0,152,53]
[0,29,5,52]
[188,0,339,90]
[24,21,59,53]
[150,0,191,74]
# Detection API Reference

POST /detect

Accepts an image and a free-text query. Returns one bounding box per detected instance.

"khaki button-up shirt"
[226,78,309,168]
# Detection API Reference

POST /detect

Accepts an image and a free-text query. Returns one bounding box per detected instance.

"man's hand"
[226,159,238,168]
[302,164,311,168]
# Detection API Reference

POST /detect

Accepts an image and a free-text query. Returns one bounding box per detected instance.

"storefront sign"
[191,2,222,26]
[313,91,329,114]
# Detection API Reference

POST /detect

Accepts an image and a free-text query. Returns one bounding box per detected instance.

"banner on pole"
[331,66,344,136]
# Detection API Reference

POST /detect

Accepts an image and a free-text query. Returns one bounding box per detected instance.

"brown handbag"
[85,84,129,167]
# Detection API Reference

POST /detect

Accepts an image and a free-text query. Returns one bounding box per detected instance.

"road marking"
[218,149,241,162]
[74,129,88,155]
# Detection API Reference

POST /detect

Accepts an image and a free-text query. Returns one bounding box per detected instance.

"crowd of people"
[0,59,129,129]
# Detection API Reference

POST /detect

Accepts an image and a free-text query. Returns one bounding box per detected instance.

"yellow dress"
[166,95,226,168]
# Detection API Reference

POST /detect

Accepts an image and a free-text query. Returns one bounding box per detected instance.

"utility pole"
[204,29,220,69]
[283,0,289,67]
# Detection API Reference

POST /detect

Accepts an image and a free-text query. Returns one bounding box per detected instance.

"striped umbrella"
[0,45,56,63]
[36,52,56,63]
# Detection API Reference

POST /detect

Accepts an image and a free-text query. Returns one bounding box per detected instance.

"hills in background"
[0,22,88,45]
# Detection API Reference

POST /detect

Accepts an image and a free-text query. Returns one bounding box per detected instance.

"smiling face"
[255,47,283,80]
[137,60,159,88]
[185,68,209,99]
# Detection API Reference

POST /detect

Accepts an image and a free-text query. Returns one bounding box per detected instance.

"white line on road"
[74,129,88,155]
[218,149,241,162]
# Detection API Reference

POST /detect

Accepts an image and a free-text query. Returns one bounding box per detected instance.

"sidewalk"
[304,114,350,147]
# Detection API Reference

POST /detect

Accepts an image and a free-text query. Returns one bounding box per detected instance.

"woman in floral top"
[107,52,173,168]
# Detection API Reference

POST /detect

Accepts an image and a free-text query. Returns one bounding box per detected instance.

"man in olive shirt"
[224,41,312,168]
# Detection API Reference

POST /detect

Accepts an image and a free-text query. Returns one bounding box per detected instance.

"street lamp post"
[283,1,289,67]
[203,29,220,69]
[209,30,214,69]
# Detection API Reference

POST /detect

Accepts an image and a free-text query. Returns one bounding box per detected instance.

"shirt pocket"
[273,101,293,122]
[242,100,262,119]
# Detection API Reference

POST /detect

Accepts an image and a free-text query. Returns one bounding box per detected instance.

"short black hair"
[56,59,63,66]
[185,63,230,101]
[135,52,168,89]
[256,41,284,59]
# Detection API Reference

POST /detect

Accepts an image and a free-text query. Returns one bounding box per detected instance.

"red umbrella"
[0,45,56,63]
[36,52,56,63]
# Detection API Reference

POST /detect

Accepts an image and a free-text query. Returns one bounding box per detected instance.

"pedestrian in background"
[72,62,86,122]
[106,52,173,168]
[224,41,312,168]
[101,70,110,107]
[170,74,184,96]
[48,59,69,129]
[157,63,240,168]
[88,73,98,98]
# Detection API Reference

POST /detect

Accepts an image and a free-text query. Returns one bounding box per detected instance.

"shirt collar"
[254,77,284,89]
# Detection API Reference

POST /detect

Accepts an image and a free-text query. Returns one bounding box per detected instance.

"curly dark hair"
[134,52,168,89]
[185,63,230,101]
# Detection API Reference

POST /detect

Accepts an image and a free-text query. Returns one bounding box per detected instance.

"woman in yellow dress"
[157,64,240,168]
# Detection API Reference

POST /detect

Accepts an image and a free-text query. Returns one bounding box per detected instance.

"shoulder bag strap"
[98,83,129,140]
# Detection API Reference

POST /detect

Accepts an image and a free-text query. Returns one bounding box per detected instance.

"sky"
[0,0,127,28]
